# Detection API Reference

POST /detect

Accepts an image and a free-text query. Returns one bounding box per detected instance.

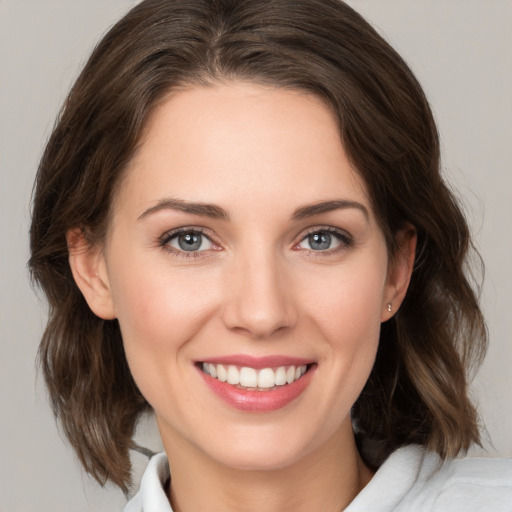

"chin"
[192,416,348,473]
[208,439,310,472]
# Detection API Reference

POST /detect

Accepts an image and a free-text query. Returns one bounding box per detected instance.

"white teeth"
[217,364,227,382]
[240,367,258,387]
[202,363,309,389]
[227,365,240,385]
[294,365,307,380]
[258,368,275,388]
[208,363,217,378]
[275,366,287,386]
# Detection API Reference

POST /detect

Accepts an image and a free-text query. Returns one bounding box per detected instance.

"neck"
[162,424,373,512]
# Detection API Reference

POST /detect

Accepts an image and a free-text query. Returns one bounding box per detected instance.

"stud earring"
[387,303,392,312]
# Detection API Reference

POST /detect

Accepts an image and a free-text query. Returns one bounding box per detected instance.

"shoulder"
[122,452,173,512]
[418,453,512,511]
[346,445,512,512]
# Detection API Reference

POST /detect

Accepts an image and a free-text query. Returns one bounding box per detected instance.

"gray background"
[1,1,511,511]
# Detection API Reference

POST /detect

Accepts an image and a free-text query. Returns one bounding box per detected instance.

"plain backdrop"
[0,1,511,511]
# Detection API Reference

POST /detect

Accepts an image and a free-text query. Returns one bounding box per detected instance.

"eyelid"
[294,226,353,252]
[159,226,221,256]
[157,224,353,257]
[160,226,209,243]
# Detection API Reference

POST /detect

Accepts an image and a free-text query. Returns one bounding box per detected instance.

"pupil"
[178,233,201,251]
[309,232,331,250]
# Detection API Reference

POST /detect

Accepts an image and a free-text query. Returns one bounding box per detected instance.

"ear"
[381,224,417,322]
[67,228,116,320]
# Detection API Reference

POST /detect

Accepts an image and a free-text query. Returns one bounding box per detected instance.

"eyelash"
[158,226,353,258]
[158,227,219,259]
[294,227,353,255]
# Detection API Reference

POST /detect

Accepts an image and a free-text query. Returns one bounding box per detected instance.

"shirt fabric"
[123,445,512,511]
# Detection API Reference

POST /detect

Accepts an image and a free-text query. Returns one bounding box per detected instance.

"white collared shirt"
[123,445,512,511]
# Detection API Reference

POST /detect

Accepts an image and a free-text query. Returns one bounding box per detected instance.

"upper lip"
[198,354,314,369]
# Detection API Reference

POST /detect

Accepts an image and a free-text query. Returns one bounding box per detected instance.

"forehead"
[116,81,371,219]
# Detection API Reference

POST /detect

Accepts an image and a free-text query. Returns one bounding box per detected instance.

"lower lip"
[198,365,316,412]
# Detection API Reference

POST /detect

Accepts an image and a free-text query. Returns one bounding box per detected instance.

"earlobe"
[382,225,417,321]
[67,228,116,320]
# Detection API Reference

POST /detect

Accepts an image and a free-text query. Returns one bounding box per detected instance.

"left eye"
[297,230,346,251]
[166,231,214,252]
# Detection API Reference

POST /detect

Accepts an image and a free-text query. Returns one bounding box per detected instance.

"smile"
[197,357,316,412]
[201,363,308,390]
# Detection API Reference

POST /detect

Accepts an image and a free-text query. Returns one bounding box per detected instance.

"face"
[77,82,411,471]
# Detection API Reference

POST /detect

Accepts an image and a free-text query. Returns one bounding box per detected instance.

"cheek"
[107,254,221,378]
[299,257,387,343]
[109,269,217,415]
[114,274,213,345]
[297,257,386,402]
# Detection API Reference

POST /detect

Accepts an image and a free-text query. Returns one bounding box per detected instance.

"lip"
[197,358,316,412]
[199,354,313,369]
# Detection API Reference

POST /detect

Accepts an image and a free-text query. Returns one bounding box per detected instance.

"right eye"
[295,228,352,253]
[161,230,214,253]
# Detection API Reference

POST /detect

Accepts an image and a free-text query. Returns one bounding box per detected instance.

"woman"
[29,0,511,510]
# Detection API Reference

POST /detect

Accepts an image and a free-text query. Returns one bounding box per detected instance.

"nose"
[221,249,297,339]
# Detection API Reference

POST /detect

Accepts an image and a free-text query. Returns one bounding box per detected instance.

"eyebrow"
[292,200,369,221]
[138,198,230,221]
[137,197,369,222]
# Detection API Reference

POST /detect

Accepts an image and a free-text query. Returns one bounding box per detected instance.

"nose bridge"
[222,243,296,338]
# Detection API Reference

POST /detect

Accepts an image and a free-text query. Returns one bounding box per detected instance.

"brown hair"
[29,0,487,492]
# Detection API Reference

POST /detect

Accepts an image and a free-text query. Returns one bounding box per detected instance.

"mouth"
[196,357,316,412]
[199,362,311,391]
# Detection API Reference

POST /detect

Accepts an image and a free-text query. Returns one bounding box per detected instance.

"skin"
[69,81,416,512]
